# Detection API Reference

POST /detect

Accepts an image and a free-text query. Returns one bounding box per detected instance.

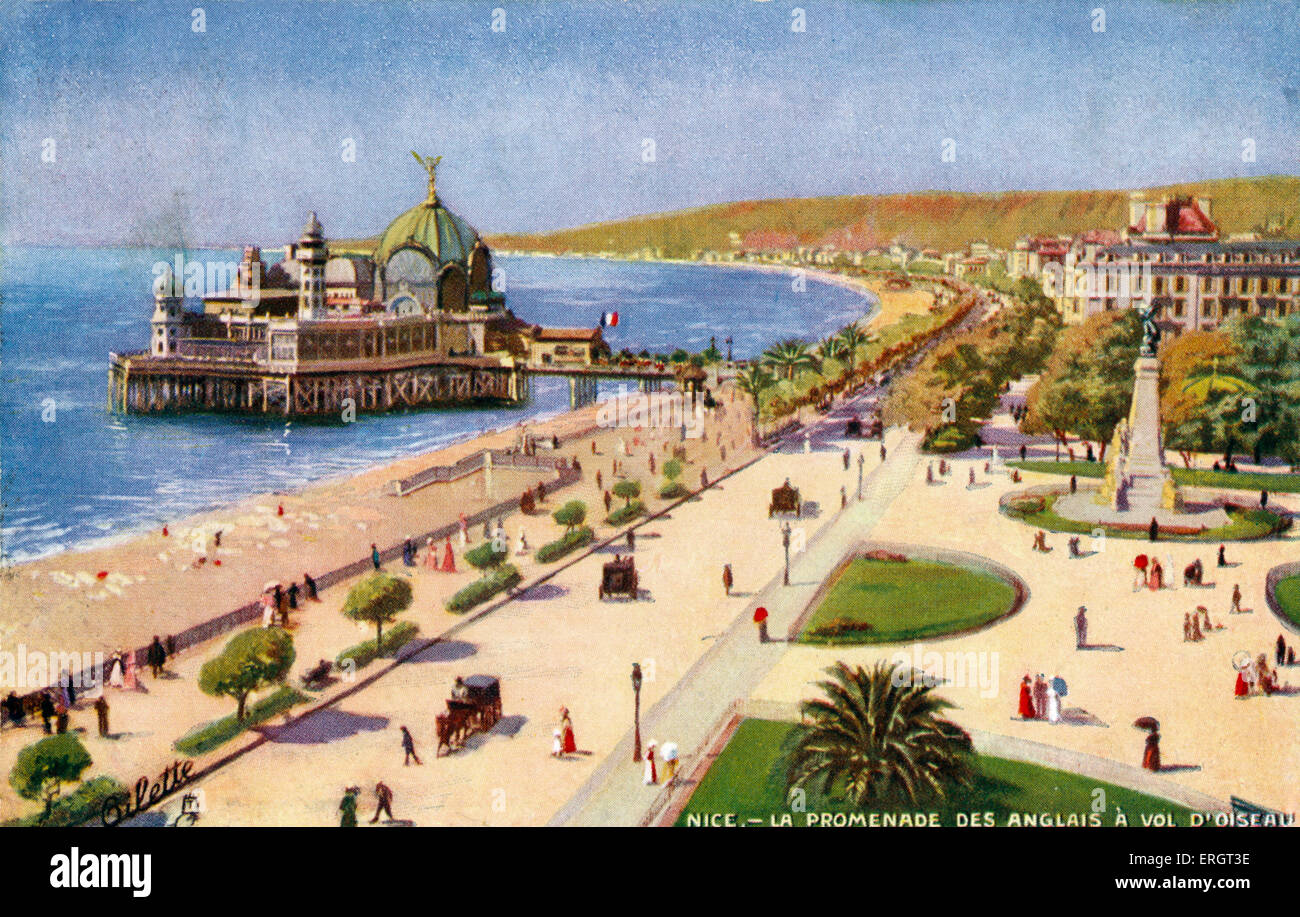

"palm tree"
[761,338,819,380]
[837,324,870,374]
[816,335,849,363]
[734,364,776,443]
[787,661,975,808]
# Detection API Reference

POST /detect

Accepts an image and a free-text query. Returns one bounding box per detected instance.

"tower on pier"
[297,211,328,320]
[150,264,187,356]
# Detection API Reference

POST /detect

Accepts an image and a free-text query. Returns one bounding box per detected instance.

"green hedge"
[174,685,309,757]
[446,563,522,613]
[335,620,421,672]
[658,482,689,500]
[1,775,127,827]
[536,526,594,563]
[606,500,646,526]
[923,423,981,454]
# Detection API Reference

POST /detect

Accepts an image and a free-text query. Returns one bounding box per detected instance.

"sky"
[2,0,1298,247]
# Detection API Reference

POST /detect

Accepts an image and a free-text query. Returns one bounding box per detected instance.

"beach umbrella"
[1051,676,1068,697]
[1133,716,1159,732]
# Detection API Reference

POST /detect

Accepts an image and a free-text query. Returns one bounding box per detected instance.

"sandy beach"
[0,267,927,679]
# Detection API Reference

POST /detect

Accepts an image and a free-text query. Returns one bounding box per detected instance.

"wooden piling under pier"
[108,352,523,417]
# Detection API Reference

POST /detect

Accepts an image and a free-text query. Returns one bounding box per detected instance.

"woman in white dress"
[108,653,124,689]
[515,529,529,556]
[1046,682,1062,724]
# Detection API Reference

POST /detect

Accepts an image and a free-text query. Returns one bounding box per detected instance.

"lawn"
[675,719,1193,827]
[1003,492,1288,542]
[1274,574,1300,628]
[1007,460,1300,494]
[798,557,1017,645]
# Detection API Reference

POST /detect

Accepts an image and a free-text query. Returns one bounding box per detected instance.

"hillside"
[483,176,1300,259]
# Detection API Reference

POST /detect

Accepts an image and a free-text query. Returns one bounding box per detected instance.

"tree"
[464,542,507,576]
[816,335,848,364]
[552,500,587,534]
[662,459,683,482]
[735,364,776,433]
[837,323,870,374]
[10,734,93,816]
[761,338,819,380]
[198,627,296,722]
[787,661,974,808]
[612,479,641,507]
[1023,310,1141,460]
[341,572,413,651]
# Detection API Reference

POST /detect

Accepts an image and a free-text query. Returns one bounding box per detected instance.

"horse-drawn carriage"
[436,675,502,755]
[599,556,639,601]
[769,479,802,518]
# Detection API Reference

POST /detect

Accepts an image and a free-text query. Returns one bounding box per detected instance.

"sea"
[0,247,876,562]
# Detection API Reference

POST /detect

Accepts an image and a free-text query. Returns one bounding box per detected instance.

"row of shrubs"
[174,685,310,757]
[804,617,876,643]
[336,619,421,672]
[446,563,522,613]
[535,526,595,563]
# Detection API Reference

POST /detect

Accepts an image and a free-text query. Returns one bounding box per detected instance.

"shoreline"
[4,256,895,570]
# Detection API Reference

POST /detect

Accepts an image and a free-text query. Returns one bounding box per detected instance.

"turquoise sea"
[0,248,874,561]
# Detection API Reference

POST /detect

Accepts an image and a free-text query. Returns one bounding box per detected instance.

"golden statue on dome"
[411,151,442,202]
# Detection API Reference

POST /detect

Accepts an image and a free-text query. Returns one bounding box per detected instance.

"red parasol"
[1134,554,1148,569]
[753,607,769,623]
[1133,716,1159,732]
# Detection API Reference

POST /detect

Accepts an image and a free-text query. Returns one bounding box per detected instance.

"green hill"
[483,176,1300,259]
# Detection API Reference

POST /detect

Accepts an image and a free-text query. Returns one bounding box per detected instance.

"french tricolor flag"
[600,311,619,327]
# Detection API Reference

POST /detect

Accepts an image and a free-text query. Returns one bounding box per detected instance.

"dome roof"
[374,191,482,272]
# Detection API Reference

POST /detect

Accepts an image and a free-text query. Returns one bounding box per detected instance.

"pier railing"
[176,338,267,363]
[390,423,599,496]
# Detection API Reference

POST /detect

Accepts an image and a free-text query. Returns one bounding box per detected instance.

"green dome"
[374,192,481,272]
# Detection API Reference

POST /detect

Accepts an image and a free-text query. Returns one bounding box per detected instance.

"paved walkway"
[551,427,923,825]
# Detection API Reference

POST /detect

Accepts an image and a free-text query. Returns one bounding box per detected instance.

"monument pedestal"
[1099,356,1181,514]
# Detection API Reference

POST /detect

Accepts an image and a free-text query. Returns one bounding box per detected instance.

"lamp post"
[781,521,792,586]
[631,662,643,762]
[857,452,865,501]
[725,336,733,363]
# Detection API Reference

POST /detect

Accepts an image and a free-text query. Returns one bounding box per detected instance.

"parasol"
[1133,716,1159,732]
[1232,650,1253,672]
[661,742,679,762]
[1051,676,1068,697]
[753,607,769,623]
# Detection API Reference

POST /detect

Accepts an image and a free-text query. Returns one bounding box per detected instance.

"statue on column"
[1139,302,1162,357]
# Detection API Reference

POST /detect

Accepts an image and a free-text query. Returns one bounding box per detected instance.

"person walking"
[304,572,319,601]
[1017,675,1036,719]
[880,442,887,462]
[1277,634,1288,667]
[94,694,110,738]
[754,606,770,643]
[147,635,167,678]
[370,543,381,571]
[1231,584,1242,615]
[1148,517,1159,542]
[369,781,394,824]
[1032,674,1048,720]
[5,691,25,728]
[287,581,300,610]
[39,691,54,734]
[339,787,359,827]
[400,725,422,766]
[1074,606,1088,649]
[560,707,577,755]
[722,563,733,597]
[402,537,416,567]
[603,490,612,514]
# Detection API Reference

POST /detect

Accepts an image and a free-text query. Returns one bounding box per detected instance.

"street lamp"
[631,662,643,762]
[857,452,865,501]
[781,521,792,586]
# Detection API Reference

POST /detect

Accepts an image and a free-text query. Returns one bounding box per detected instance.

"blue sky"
[2,0,1298,246]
